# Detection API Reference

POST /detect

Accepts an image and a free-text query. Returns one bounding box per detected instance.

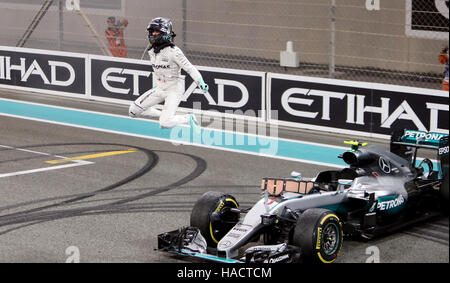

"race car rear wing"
[390,129,448,179]
[395,130,447,148]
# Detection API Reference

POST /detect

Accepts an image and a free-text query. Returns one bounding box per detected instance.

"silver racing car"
[157,129,449,263]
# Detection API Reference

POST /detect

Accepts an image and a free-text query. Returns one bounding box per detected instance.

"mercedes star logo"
[378,157,391,174]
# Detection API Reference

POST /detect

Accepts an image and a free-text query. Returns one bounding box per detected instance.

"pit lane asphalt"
[0,89,447,263]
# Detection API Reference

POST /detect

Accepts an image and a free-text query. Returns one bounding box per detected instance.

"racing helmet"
[147,17,175,46]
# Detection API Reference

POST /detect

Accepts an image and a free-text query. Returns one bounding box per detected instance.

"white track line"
[0,145,93,178]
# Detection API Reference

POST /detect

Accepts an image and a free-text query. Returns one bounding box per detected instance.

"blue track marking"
[0,98,360,168]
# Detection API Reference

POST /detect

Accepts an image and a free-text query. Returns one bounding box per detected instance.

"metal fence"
[0,0,448,89]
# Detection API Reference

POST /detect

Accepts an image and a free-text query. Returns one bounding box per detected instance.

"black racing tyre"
[292,208,343,263]
[190,191,239,247]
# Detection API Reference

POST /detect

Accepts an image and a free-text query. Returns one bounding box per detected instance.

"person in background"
[105,16,128,58]
[438,45,449,91]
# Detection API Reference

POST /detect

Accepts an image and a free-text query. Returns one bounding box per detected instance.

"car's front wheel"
[190,191,240,247]
[292,208,343,263]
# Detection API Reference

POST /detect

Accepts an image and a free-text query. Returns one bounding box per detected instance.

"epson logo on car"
[439,146,449,156]
[377,195,405,211]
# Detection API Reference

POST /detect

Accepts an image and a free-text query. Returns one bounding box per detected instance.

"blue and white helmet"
[147,17,175,46]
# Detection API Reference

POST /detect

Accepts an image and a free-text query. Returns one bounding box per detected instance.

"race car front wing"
[157,226,300,263]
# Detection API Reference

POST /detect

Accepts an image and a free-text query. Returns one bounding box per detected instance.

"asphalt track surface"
[0,89,448,263]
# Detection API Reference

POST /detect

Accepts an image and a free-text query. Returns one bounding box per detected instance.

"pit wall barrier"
[1,46,448,139]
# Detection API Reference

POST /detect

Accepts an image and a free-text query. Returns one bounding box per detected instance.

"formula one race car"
[157,129,449,263]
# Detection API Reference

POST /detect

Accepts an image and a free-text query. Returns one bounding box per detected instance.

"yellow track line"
[45,149,137,164]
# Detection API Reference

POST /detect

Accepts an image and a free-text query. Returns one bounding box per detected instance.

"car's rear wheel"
[190,191,239,247]
[292,208,343,263]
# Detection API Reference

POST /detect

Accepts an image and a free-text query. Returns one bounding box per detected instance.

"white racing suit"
[128,45,203,128]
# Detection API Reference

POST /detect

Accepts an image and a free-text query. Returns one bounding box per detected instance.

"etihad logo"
[101,67,151,95]
[0,56,75,87]
[280,87,449,134]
